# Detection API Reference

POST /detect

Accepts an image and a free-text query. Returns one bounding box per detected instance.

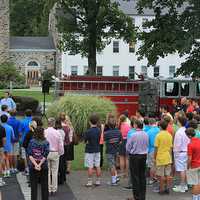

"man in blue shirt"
[19,109,32,145]
[146,118,160,185]
[7,110,21,172]
[0,91,16,111]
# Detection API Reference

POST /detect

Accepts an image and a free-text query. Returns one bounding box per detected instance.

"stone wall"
[48,4,62,77]
[0,0,9,64]
[10,51,56,74]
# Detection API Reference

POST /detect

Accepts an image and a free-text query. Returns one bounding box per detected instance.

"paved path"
[1,171,192,200]
[67,171,191,200]
[1,175,24,200]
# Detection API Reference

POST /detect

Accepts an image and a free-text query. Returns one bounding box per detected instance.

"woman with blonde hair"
[59,112,74,174]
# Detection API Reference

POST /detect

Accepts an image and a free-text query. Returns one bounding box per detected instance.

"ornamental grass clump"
[47,95,117,136]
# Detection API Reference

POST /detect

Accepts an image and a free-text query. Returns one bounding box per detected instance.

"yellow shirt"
[155,130,173,166]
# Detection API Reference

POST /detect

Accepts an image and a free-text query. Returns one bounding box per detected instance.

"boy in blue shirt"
[84,113,101,187]
[146,118,160,185]
[1,114,15,177]
[7,110,21,173]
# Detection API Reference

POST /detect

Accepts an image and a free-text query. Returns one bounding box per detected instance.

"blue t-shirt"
[7,116,21,142]
[143,125,151,133]
[195,130,200,139]
[2,123,15,153]
[19,117,32,144]
[84,127,101,153]
[146,126,160,153]
[127,128,136,140]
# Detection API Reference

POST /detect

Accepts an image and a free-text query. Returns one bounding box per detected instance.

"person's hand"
[34,164,41,171]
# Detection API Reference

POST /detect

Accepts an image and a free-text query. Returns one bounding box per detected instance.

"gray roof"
[10,36,56,50]
[116,0,155,16]
[117,0,187,16]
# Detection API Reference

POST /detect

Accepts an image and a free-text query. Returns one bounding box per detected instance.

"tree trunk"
[87,2,97,76]
[88,27,97,76]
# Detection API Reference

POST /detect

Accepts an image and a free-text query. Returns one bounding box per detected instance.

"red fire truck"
[57,75,200,116]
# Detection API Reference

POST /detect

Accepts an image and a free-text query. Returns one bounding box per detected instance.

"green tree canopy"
[47,0,136,75]
[10,0,48,36]
[137,0,200,77]
[0,63,25,89]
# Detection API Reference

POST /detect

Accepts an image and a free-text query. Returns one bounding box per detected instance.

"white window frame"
[113,66,119,76]
[113,41,119,53]
[71,66,78,75]
[129,66,135,79]
[154,66,160,77]
[96,66,103,76]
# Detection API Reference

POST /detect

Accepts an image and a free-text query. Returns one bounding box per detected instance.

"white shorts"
[12,143,20,156]
[174,152,188,172]
[187,167,200,185]
[84,153,100,168]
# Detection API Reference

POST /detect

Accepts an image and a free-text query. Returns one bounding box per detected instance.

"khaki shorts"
[156,164,171,176]
[186,167,200,185]
[12,143,20,156]
[148,152,155,170]
[0,148,4,163]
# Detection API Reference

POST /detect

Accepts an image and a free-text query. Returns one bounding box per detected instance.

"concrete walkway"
[67,171,191,200]
[2,171,192,200]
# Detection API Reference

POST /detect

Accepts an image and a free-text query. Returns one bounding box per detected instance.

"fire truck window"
[196,83,200,96]
[181,82,189,96]
[165,82,179,96]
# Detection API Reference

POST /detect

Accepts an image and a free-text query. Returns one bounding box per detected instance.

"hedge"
[47,95,117,136]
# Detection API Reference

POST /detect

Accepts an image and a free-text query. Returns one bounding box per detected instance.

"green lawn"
[0,90,54,102]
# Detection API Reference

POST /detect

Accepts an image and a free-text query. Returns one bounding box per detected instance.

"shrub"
[47,95,117,136]
[12,96,39,113]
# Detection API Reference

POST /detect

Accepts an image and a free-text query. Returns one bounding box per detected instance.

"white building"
[62,0,186,79]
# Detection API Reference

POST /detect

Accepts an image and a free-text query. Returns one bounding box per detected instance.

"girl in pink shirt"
[118,115,131,177]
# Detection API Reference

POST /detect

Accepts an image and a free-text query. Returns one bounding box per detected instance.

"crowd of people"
[83,97,200,200]
[0,92,75,200]
[1,90,200,200]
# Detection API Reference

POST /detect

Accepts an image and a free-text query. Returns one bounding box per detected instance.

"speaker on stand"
[42,80,50,120]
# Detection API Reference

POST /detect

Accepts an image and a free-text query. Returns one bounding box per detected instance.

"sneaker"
[107,181,118,186]
[152,186,160,193]
[165,189,170,194]
[184,185,188,192]
[95,180,101,186]
[123,186,132,190]
[0,182,5,187]
[148,178,157,185]
[116,177,120,183]
[85,181,93,187]
[172,185,186,193]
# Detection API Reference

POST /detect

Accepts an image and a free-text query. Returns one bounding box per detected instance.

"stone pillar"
[0,0,10,64]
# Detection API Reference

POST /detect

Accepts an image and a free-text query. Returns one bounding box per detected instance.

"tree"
[10,0,48,36]
[47,0,136,75]
[0,63,25,89]
[136,0,200,77]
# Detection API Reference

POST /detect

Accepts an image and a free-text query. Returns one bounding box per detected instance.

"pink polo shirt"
[120,122,131,139]
[44,127,64,155]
